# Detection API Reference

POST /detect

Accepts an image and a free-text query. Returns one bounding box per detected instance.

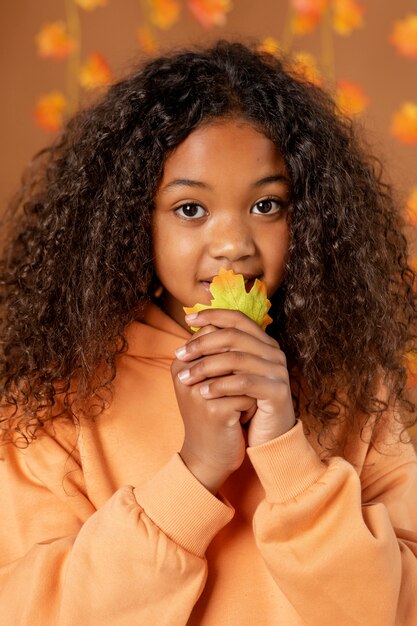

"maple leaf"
[389,14,417,59]
[187,0,232,29]
[331,0,365,36]
[34,91,67,132]
[183,268,272,332]
[148,0,181,29]
[391,102,417,145]
[336,80,369,116]
[79,52,112,90]
[36,21,76,60]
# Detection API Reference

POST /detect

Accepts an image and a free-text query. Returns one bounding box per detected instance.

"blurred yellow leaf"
[336,80,369,116]
[258,37,281,56]
[390,14,417,59]
[36,21,76,60]
[137,26,158,53]
[79,52,112,90]
[405,187,417,228]
[34,91,67,132]
[290,0,327,34]
[187,0,232,29]
[148,0,181,29]
[183,268,272,332]
[293,51,322,85]
[391,102,417,145]
[75,0,107,9]
[331,0,364,36]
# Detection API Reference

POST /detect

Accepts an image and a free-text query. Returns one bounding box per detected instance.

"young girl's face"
[152,118,291,330]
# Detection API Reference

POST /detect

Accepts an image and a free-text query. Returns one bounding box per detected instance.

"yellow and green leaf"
[183,268,272,332]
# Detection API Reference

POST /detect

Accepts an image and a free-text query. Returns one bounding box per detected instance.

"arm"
[247,417,417,626]
[0,430,233,626]
[174,308,417,624]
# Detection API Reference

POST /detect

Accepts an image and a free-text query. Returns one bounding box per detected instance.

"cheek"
[152,219,199,271]
[265,227,290,283]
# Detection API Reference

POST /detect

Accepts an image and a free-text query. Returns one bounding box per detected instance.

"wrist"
[248,416,296,447]
[179,450,231,495]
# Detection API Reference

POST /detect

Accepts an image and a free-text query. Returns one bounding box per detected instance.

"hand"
[171,309,296,493]
[172,322,252,494]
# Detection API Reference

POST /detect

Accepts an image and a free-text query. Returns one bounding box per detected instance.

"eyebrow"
[161,174,290,192]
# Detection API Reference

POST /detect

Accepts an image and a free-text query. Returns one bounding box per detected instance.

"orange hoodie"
[0,302,416,625]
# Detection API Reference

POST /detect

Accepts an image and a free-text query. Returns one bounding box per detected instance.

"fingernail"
[175,346,187,359]
[178,369,190,382]
[200,384,210,397]
[185,313,199,322]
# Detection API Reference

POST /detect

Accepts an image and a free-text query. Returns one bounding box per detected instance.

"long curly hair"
[1,39,417,450]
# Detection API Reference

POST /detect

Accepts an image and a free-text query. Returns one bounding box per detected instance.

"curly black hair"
[1,39,417,450]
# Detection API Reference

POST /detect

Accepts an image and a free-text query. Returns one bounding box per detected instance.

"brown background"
[1,0,416,216]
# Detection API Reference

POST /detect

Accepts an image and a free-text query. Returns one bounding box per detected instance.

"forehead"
[161,119,286,179]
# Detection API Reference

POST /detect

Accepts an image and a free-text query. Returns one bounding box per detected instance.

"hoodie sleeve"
[247,418,417,626]
[0,432,233,626]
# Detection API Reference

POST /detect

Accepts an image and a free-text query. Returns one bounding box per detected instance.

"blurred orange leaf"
[404,351,417,388]
[409,257,417,274]
[148,0,181,29]
[258,37,281,56]
[293,51,322,85]
[34,91,67,132]
[36,21,76,60]
[405,187,417,228]
[137,26,158,53]
[391,102,417,145]
[336,80,369,116]
[187,0,232,29]
[79,52,112,90]
[290,0,327,34]
[291,12,321,34]
[75,0,107,9]
[291,0,328,17]
[331,0,364,36]
[390,14,417,59]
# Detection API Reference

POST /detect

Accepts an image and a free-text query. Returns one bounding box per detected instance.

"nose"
[208,214,256,262]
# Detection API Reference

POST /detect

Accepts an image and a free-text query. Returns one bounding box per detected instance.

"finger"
[177,352,288,385]
[187,324,218,341]
[171,325,218,375]
[199,373,289,402]
[176,327,285,364]
[185,309,277,347]
[202,395,257,426]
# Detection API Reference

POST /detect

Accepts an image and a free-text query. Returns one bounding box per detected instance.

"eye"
[251,198,284,215]
[174,203,207,220]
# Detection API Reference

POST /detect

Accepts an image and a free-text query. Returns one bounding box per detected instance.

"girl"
[0,39,416,625]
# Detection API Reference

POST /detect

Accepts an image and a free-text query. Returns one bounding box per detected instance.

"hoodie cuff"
[247,420,326,503]
[134,453,234,558]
